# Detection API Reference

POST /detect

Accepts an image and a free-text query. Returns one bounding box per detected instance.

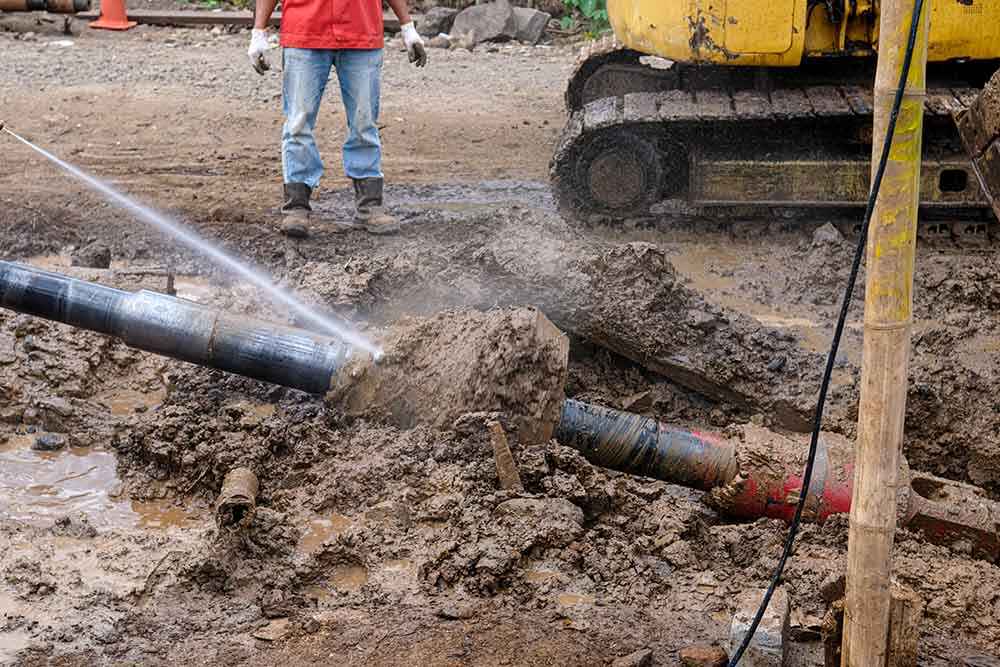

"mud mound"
[330,307,569,442]
[566,243,823,431]
[288,223,827,432]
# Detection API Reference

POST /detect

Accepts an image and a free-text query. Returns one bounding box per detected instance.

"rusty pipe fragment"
[555,400,1000,561]
[0,261,353,393]
[0,0,90,13]
[216,467,259,530]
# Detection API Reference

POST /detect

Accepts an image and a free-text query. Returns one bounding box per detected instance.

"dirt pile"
[288,224,827,432]
[330,307,569,442]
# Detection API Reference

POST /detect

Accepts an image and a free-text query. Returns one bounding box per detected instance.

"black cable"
[727,0,926,663]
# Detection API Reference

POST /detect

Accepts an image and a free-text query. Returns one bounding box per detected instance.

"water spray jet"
[1,124,382,358]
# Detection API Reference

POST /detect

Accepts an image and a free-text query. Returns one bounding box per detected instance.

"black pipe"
[555,399,738,491]
[0,261,352,393]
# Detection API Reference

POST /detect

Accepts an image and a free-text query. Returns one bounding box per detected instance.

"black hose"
[727,0,927,663]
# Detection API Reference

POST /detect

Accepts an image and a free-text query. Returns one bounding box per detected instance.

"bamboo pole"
[841,0,929,665]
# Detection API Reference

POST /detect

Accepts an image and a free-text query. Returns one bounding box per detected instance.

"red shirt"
[279,0,385,50]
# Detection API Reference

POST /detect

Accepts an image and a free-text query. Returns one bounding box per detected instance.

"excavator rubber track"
[553,44,998,239]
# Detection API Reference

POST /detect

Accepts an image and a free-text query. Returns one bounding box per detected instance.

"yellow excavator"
[550,0,1000,235]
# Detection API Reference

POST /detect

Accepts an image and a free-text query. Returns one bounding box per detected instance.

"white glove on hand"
[248,28,271,75]
[400,22,427,68]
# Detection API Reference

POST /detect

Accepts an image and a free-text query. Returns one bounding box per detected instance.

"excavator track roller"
[554,127,668,220]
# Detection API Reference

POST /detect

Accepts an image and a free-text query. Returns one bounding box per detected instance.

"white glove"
[248,28,271,75]
[400,22,427,68]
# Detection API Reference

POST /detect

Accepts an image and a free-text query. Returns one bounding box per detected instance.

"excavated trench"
[3,191,1000,665]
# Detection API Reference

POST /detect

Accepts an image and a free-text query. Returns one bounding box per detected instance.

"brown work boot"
[352,177,400,235]
[280,182,312,238]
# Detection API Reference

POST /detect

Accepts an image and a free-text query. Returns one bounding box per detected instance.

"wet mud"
[4,198,1000,665]
[3,28,1000,660]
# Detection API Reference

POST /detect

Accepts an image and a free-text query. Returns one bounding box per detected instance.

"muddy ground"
[2,14,1000,667]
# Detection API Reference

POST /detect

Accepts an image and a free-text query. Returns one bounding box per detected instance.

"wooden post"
[841,0,929,665]
[886,582,924,667]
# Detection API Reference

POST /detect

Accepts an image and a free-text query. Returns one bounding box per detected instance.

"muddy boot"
[353,177,400,235]
[280,182,312,238]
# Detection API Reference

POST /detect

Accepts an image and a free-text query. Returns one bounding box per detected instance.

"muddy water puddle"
[97,386,168,416]
[0,432,201,530]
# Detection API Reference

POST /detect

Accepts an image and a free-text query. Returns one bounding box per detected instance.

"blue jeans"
[282,47,384,188]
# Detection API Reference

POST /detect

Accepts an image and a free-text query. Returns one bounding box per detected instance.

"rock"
[70,241,112,269]
[252,617,290,642]
[512,6,550,45]
[679,644,728,667]
[32,433,68,451]
[427,34,451,49]
[418,6,459,37]
[730,587,788,667]
[450,0,517,47]
[811,222,844,247]
[37,396,73,432]
[449,32,477,52]
[611,648,653,667]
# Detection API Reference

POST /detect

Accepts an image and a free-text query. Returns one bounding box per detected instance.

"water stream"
[2,126,382,358]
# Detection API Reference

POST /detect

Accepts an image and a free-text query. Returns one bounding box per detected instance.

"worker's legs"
[332,48,384,180]
[332,48,397,234]
[281,47,335,189]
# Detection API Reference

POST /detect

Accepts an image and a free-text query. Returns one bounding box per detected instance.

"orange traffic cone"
[89,0,136,30]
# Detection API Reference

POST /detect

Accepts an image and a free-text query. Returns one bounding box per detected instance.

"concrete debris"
[70,241,111,269]
[418,6,459,37]
[511,6,550,45]
[610,647,653,667]
[678,644,728,667]
[450,0,517,47]
[729,587,788,667]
